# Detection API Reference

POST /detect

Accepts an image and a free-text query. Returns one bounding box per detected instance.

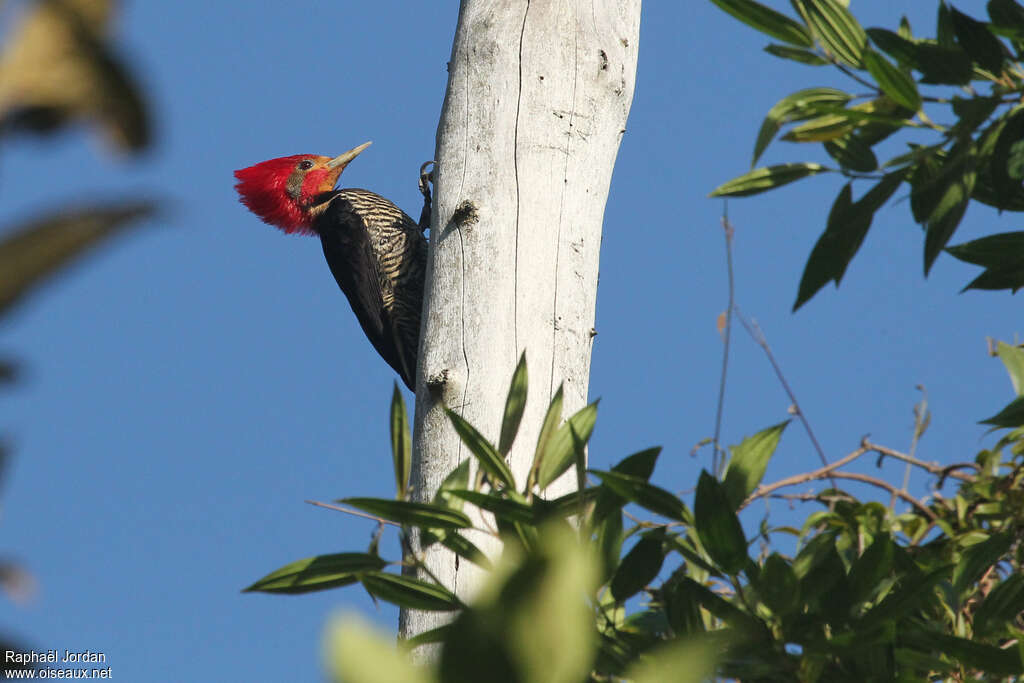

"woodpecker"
[233,142,431,390]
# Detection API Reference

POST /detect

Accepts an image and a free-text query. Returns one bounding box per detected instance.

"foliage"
[249,350,1024,682]
[708,0,1024,308]
[0,0,156,672]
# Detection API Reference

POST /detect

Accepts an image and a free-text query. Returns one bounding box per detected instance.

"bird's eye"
[297,160,314,171]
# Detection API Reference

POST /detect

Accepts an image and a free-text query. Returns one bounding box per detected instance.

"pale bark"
[399,0,640,642]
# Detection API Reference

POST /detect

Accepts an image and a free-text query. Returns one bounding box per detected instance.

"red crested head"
[233,141,372,235]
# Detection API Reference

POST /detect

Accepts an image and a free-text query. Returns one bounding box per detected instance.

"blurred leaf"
[722,421,787,509]
[980,395,1024,427]
[794,171,903,310]
[339,498,472,529]
[498,352,528,456]
[389,383,410,499]
[611,529,666,602]
[433,459,470,509]
[694,471,747,575]
[244,553,385,594]
[325,614,433,683]
[0,202,155,317]
[597,510,623,582]
[0,0,150,151]
[792,0,867,67]
[763,44,829,65]
[0,360,17,385]
[360,572,460,611]
[862,48,921,110]
[709,163,829,197]
[710,0,813,47]
[951,6,1007,73]
[753,87,851,166]
[591,469,687,521]
[537,401,599,490]
[664,572,707,636]
[624,636,717,683]
[446,410,515,490]
[441,525,598,683]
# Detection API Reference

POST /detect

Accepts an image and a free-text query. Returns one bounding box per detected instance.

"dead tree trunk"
[399,0,640,642]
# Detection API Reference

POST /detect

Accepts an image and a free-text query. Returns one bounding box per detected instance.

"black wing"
[316,191,415,390]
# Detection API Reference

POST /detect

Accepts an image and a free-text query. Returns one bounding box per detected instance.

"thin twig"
[865,440,975,482]
[735,312,835,486]
[304,499,402,527]
[894,386,930,508]
[828,472,937,521]
[712,211,736,476]
[741,445,869,510]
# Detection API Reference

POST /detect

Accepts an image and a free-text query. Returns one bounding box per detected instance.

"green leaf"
[915,43,974,84]
[989,0,1024,39]
[974,573,1024,636]
[340,498,473,529]
[590,470,688,521]
[326,615,433,683]
[951,6,1007,73]
[694,470,747,575]
[244,552,386,594]
[858,565,951,630]
[753,87,852,166]
[794,171,904,310]
[400,623,454,649]
[447,409,516,490]
[792,0,867,67]
[445,489,535,525]
[389,383,411,499]
[610,530,666,601]
[0,202,156,318]
[436,530,492,570]
[846,532,895,605]
[824,134,879,172]
[989,106,1024,210]
[529,384,563,491]
[756,553,800,615]
[360,572,461,611]
[537,401,599,490]
[596,510,623,583]
[763,43,829,65]
[498,352,528,456]
[929,631,1024,675]
[862,48,921,110]
[867,27,919,65]
[709,163,830,197]
[996,341,1024,395]
[722,421,788,509]
[923,155,976,276]
[664,571,708,636]
[710,0,813,47]
[952,530,1012,598]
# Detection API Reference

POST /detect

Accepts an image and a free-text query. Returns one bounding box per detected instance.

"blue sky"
[0,1,1016,680]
